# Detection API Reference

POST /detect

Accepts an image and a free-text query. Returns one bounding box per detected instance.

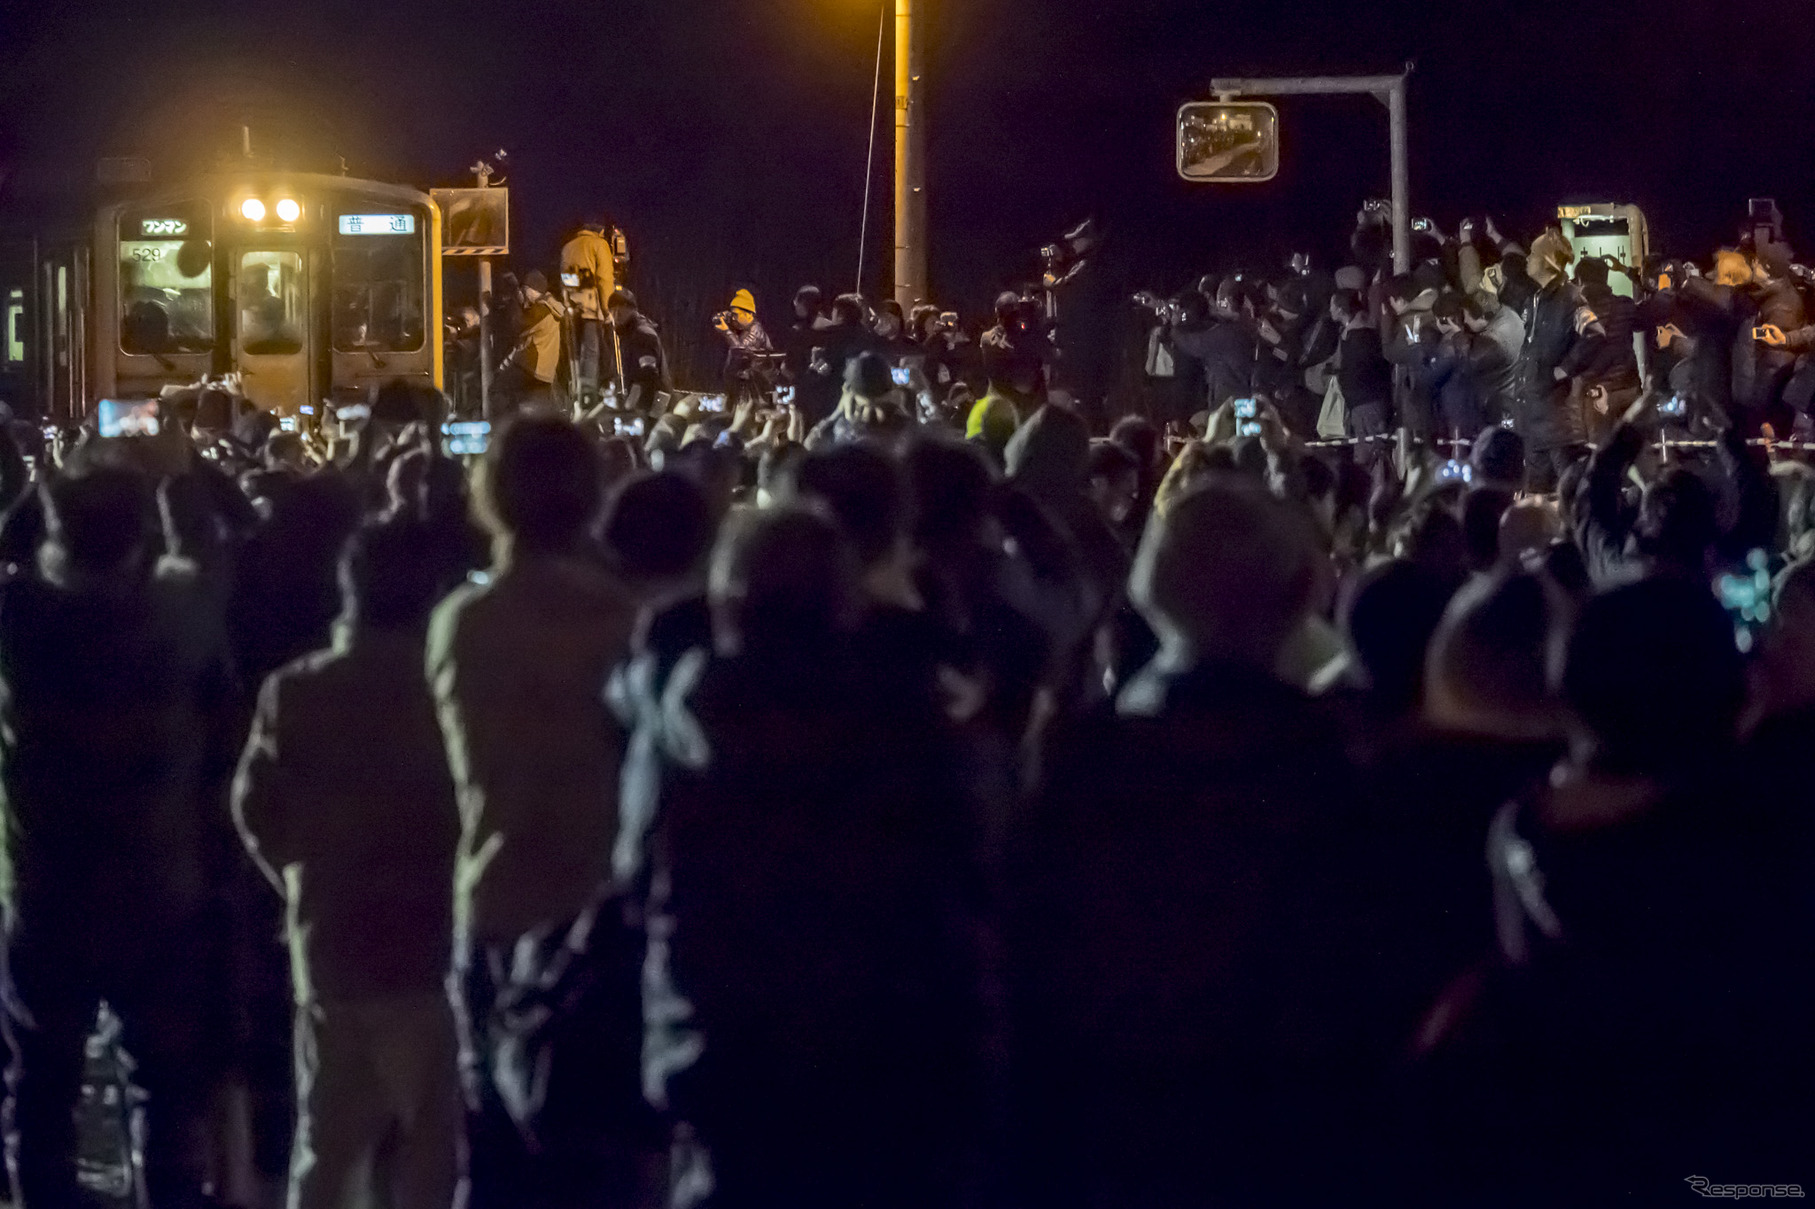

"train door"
[41,245,88,419]
[231,247,312,412]
[0,240,33,417]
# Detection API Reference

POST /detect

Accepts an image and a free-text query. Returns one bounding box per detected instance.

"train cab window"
[333,214,425,353]
[238,251,304,356]
[5,288,22,365]
[119,204,213,355]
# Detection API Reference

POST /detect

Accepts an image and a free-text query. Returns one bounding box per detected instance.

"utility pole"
[1208,68,1414,273]
[893,0,927,309]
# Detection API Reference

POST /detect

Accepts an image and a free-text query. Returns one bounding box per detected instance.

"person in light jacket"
[234,516,464,1209]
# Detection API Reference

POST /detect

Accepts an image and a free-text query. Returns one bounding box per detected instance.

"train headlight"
[275,197,301,223]
[240,197,266,222]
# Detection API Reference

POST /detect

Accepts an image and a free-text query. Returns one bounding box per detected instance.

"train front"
[99,173,443,414]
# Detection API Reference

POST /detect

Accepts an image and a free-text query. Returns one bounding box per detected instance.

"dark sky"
[3,0,1811,337]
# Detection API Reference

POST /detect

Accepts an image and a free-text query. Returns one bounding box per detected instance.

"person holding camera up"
[713,288,775,406]
[559,217,626,407]
[497,271,565,417]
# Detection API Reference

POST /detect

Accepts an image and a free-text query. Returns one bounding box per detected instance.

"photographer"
[497,271,565,416]
[603,290,668,417]
[712,288,775,405]
[559,218,625,407]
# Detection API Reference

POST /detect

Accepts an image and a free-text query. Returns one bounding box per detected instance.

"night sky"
[3,0,1811,382]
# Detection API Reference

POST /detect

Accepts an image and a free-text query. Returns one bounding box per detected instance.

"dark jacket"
[1734,278,1806,415]
[625,639,987,1209]
[1007,659,1359,1208]
[1515,279,1584,451]
[1676,279,1747,419]
[1339,325,1394,418]
[1417,774,1815,1202]
[614,312,670,412]
[0,564,235,935]
[1559,284,1640,392]
[1171,317,1258,409]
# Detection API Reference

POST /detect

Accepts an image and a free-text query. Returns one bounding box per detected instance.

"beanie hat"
[845,351,895,400]
[607,289,637,310]
[730,289,757,316]
[523,270,549,293]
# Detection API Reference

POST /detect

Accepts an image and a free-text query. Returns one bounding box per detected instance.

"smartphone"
[1753,326,1775,342]
[1237,421,1262,438]
[41,423,58,441]
[1657,395,1687,419]
[560,272,581,289]
[337,404,371,423]
[442,420,492,457]
[774,385,796,407]
[1437,459,1473,484]
[890,367,914,387]
[299,404,316,416]
[97,398,161,438]
[1233,398,1257,420]
[279,415,298,433]
[1716,549,1774,654]
[1413,217,1433,233]
[698,394,727,414]
[614,415,646,438]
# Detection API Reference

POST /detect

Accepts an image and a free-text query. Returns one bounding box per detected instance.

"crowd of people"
[1,205,1814,1209]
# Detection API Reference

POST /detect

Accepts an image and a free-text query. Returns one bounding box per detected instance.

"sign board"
[338,213,417,236]
[432,187,508,256]
[1176,102,1280,183]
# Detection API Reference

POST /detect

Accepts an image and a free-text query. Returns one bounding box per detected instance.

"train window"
[118,204,213,356]
[238,251,305,356]
[5,288,22,364]
[332,219,425,353]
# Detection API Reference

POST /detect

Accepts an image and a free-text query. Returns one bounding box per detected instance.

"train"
[1,167,444,421]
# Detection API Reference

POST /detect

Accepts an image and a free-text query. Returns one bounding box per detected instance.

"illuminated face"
[730,308,754,331]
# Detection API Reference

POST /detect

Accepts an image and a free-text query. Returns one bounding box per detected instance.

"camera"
[1657,395,1687,419]
[1437,459,1473,484]
[1233,398,1257,420]
[698,394,728,414]
[890,367,913,388]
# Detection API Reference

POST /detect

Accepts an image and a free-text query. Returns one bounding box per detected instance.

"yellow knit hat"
[730,288,757,316]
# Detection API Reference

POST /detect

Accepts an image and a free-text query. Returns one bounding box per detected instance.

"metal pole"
[1207,71,1413,272]
[1388,78,1411,275]
[478,258,493,421]
[893,0,927,310]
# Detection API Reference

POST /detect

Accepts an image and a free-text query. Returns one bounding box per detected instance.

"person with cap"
[713,288,774,405]
[559,217,624,406]
[497,270,565,417]
[600,289,668,417]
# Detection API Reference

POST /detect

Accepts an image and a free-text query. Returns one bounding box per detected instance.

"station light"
[275,197,301,223]
[240,197,266,222]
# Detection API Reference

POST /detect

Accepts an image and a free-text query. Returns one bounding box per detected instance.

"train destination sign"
[338,213,416,236]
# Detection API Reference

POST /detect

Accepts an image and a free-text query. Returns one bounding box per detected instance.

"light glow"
[275,197,301,223]
[240,197,266,222]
